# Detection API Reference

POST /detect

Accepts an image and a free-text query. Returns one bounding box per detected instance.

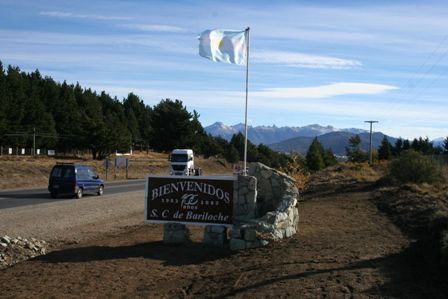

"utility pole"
[364,121,378,165]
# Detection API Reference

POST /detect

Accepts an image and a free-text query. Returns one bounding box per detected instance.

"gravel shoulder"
[0,191,144,245]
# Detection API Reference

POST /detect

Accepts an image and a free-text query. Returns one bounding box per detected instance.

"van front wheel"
[75,188,83,199]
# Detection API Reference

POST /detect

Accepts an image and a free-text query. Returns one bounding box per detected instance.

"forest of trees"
[345,134,447,162]
[0,62,291,168]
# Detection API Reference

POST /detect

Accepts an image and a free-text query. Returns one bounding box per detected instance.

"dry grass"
[0,151,233,190]
[288,171,310,192]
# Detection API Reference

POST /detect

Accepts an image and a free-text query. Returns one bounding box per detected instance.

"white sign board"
[8,148,12,155]
[21,148,25,155]
[48,150,55,156]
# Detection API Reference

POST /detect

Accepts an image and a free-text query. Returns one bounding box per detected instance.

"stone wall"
[234,175,257,222]
[229,162,300,250]
[161,162,300,250]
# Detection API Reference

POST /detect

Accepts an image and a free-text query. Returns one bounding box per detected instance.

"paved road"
[0,179,146,210]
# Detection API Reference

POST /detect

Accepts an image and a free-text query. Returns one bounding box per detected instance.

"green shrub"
[389,150,444,184]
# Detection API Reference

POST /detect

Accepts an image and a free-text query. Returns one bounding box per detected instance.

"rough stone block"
[248,163,260,176]
[248,177,257,191]
[246,240,262,248]
[163,223,189,244]
[260,169,272,179]
[203,227,228,247]
[273,185,284,196]
[231,228,242,238]
[247,190,256,202]
[278,198,291,212]
[274,212,288,224]
[238,186,249,196]
[285,226,296,238]
[260,240,269,246]
[270,176,280,187]
[258,177,270,190]
[273,229,284,240]
[243,229,257,241]
[288,208,295,223]
[210,225,226,233]
[275,221,290,230]
[230,238,247,251]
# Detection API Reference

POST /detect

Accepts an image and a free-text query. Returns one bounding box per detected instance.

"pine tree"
[306,138,325,171]
[402,139,411,151]
[346,135,367,162]
[323,148,337,166]
[393,138,403,156]
[224,145,240,164]
[378,136,392,160]
[123,93,153,148]
[190,110,207,154]
[150,99,194,152]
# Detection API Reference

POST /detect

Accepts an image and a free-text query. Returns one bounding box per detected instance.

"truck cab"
[169,149,199,176]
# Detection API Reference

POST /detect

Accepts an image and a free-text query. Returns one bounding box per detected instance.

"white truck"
[169,149,202,176]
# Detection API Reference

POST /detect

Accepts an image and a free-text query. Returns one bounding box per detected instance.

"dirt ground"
[2,180,448,298]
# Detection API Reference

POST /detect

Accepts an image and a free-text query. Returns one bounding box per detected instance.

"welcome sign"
[145,175,235,226]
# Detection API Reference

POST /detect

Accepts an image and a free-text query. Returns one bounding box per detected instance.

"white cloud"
[251,82,397,99]
[69,82,445,139]
[122,24,187,33]
[39,11,131,21]
[252,50,361,69]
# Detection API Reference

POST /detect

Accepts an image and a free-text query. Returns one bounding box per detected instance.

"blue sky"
[0,0,447,139]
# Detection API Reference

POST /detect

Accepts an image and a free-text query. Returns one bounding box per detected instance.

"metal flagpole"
[243,27,250,175]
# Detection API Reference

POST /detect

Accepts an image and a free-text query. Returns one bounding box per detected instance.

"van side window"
[77,168,90,180]
[87,168,97,178]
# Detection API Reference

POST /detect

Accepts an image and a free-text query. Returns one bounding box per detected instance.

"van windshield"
[170,154,189,162]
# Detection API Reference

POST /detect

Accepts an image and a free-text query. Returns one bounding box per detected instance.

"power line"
[381,33,448,122]
[392,34,448,103]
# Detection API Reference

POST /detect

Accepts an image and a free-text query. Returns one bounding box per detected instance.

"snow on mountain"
[204,122,239,140]
[432,137,446,148]
[204,122,369,145]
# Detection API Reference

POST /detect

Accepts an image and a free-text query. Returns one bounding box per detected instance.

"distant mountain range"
[204,122,368,145]
[204,122,380,155]
[204,122,444,156]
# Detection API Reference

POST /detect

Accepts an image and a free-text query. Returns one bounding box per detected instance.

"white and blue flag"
[198,29,247,65]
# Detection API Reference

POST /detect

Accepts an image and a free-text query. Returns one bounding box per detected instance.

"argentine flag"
[198,29,247,66]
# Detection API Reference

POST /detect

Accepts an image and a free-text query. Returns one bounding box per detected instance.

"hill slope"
[269,131,397,155]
